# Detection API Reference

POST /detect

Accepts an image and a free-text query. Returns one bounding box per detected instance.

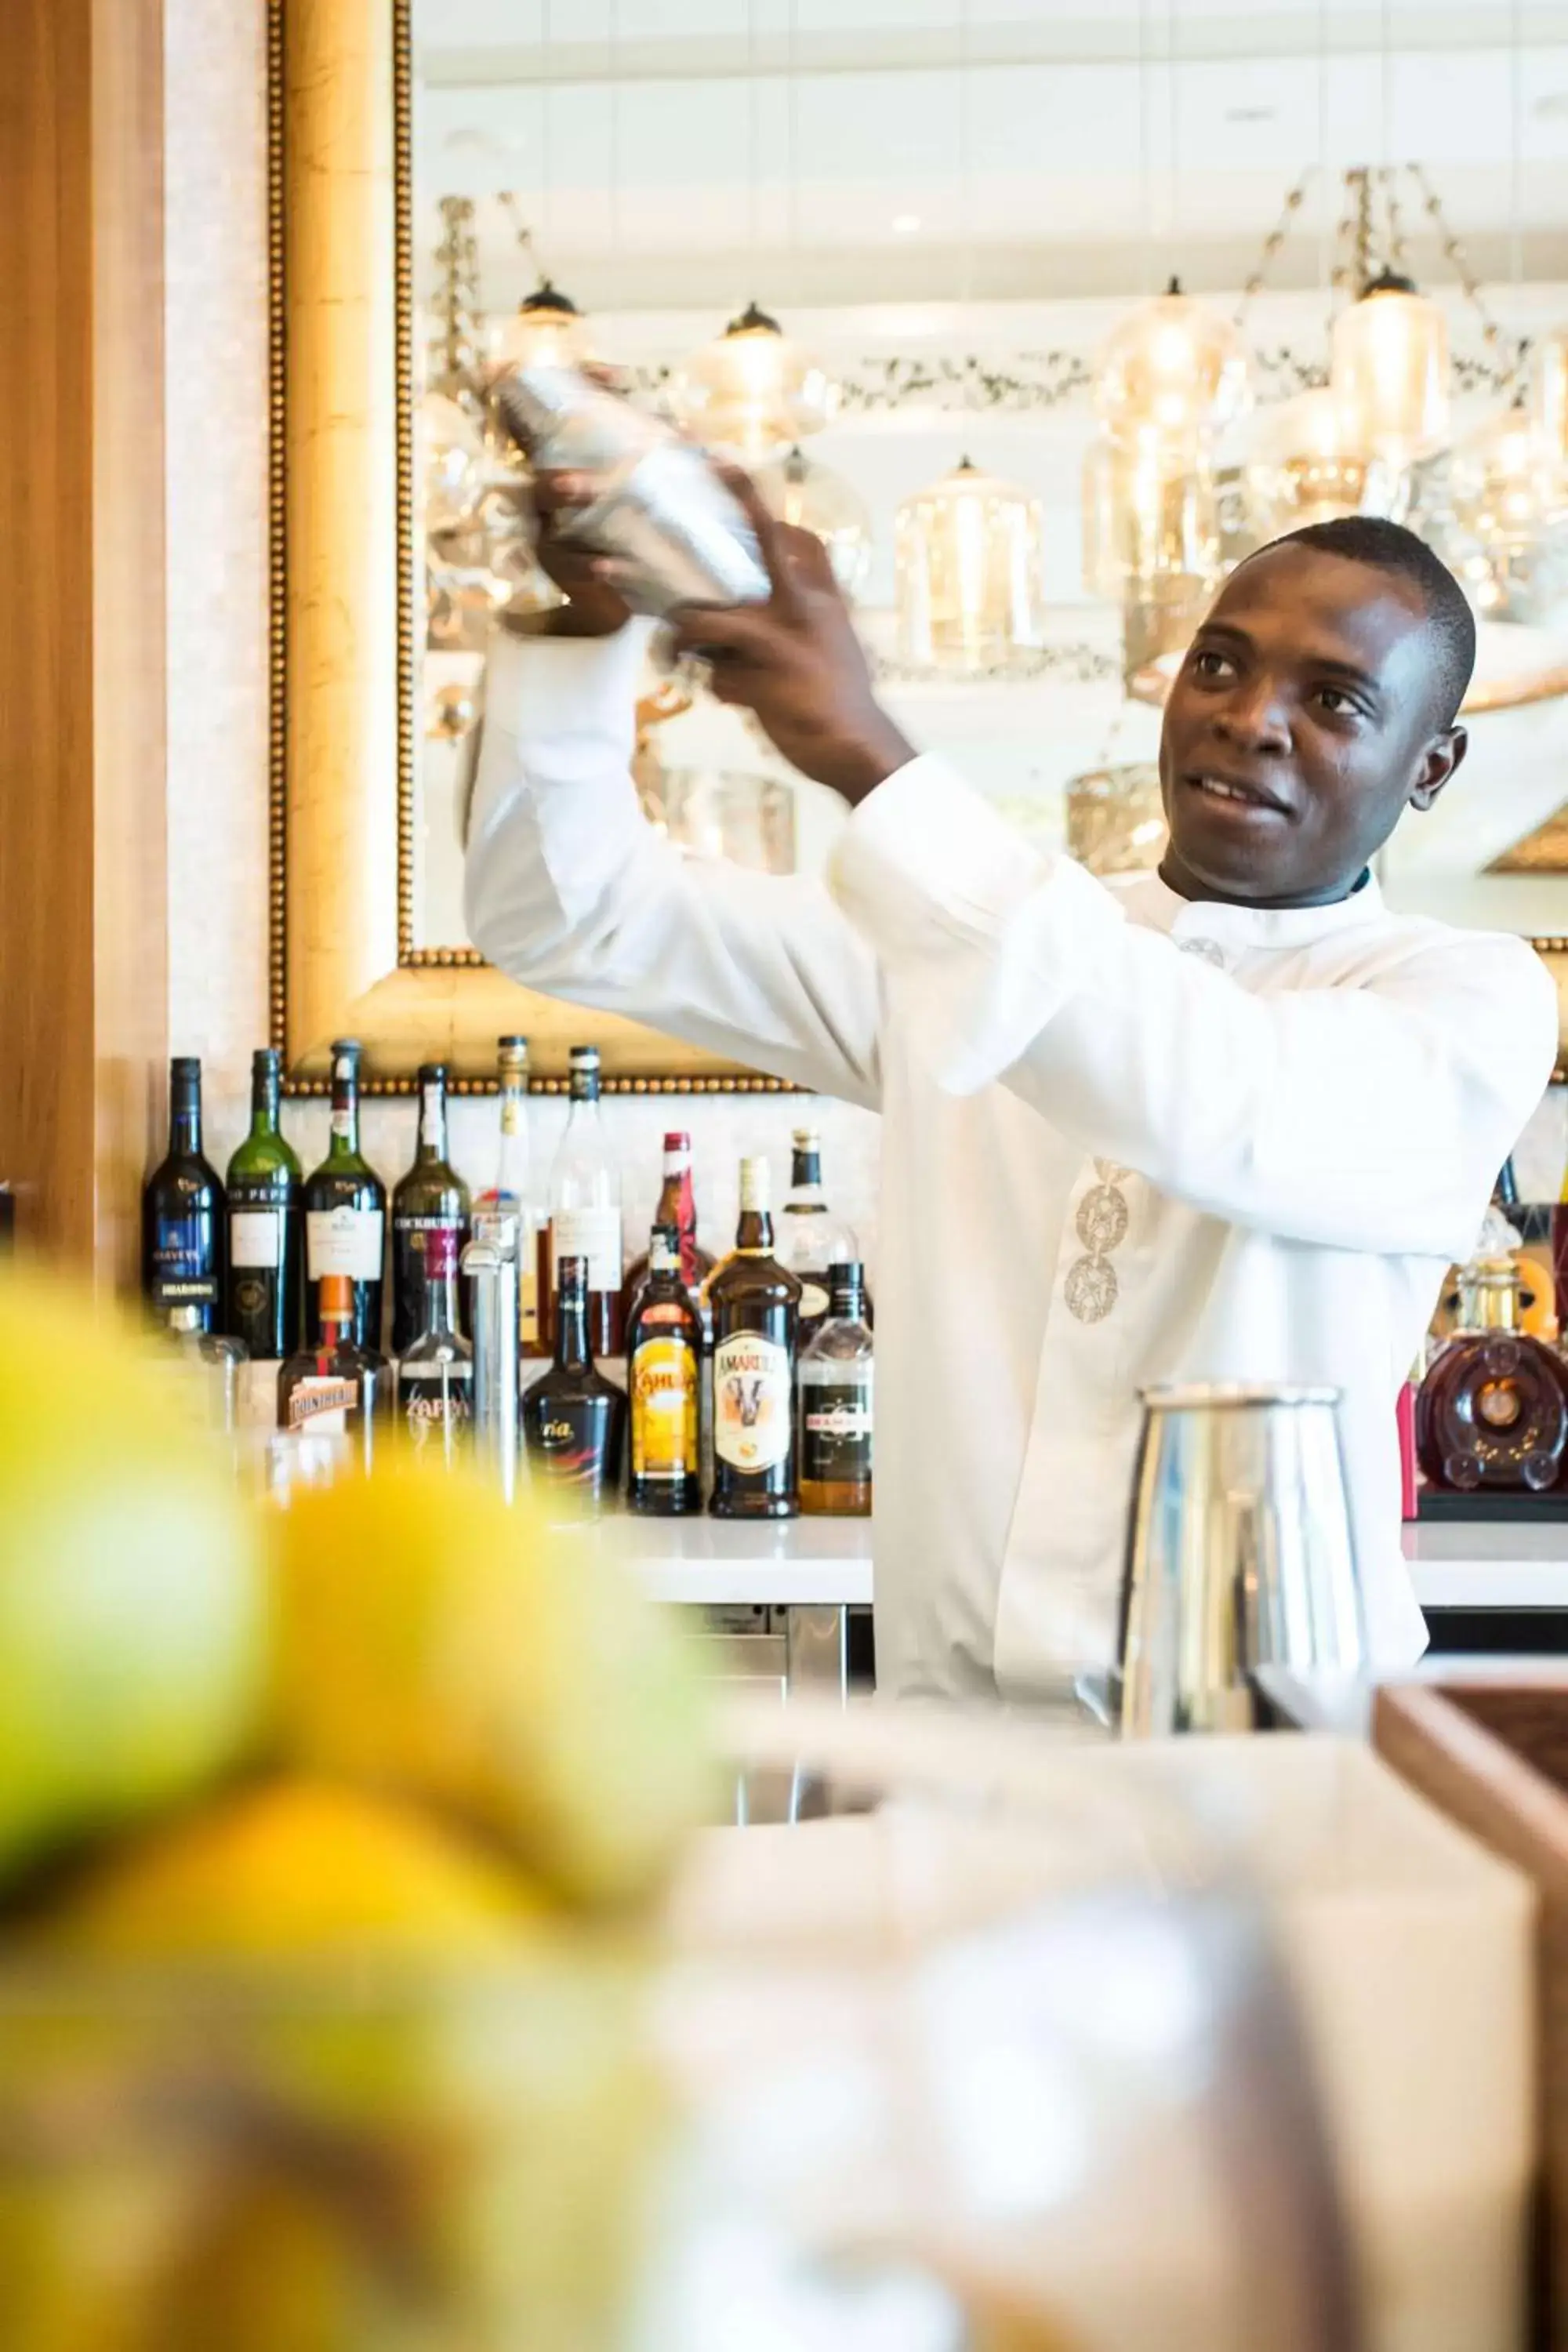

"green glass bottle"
[224,1047,303,1360]
[303,1039,387,1350]
[391,1062,472,1356]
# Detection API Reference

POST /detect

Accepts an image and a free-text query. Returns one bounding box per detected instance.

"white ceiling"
[416,1,1568,310]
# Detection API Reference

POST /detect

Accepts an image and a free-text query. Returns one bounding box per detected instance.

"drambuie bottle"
[708,1158,802,1519]
[626,1223,702,1515]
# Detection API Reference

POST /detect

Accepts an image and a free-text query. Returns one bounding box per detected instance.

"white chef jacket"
[465,619,1560,1702]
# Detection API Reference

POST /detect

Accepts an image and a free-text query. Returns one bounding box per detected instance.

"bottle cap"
[252,1047,281,1076]
[329,1038,362,1061]
[828,1261,863,1290]
[739,1156,770,1211]
[662,1131,691,1155]
[417,1062,448,1086]
[171,1055,201,1084]
[319,1273,354,1319]
[497,1036,529,1074]
[792,1127,820,1150]
[569,1044,600,1066]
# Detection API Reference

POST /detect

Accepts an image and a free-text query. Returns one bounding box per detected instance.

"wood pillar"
[0,0,168,1289]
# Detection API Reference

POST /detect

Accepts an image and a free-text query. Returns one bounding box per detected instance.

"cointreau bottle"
[1417,1255,1568,1494]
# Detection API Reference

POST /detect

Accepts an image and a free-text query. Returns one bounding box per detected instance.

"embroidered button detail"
[1094,1156,1131,1185]
[1076,1184,1129,1254]
[1180,936,1226,967]
[1065,1255,1120,1323]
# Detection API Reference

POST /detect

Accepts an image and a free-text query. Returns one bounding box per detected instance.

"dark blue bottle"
[142,1057,225,1333]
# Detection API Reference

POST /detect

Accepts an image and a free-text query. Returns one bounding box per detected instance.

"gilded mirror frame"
[268,0,787,1094]
[270,0,1568,1091]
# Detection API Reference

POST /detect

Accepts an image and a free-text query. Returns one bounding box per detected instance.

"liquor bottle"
[779,1127,860,1341]
[621,1131,714,1327]
[544,1044,623,1358]
[143,1056,224,1334]
[1417,1254,1568,1494]
[302,1039,387,1351]
[626,1223,702,1515]
[523,1254,626,1503]
[391,1062,471,1356]
[472,1036,539,1355]
[162,1305,249,1436]
[709,1156,801,1519]
[223,1046,303,1362]
[278,1271,390,1467]
[395,1222,473,1464]
[798,1261,873,1516]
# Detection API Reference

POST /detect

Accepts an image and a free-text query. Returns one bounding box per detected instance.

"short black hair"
[1255,514,1477,728]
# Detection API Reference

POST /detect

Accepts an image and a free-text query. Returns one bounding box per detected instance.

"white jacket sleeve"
[463,623,881,1108]
[829,754,1559,1259]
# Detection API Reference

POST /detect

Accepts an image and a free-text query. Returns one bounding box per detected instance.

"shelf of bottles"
[142,1042,873,1521]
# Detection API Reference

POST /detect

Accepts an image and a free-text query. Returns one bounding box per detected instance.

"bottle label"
[401,1366,474,1450]
[151,1215,217,1309]
[630,1337,699,1479]
[307,1207,383,1279]
[553,1207,622,1294]
[230,1210,282,1269]
[713,1333,793,1472]
[802,1377,874,1484]
[798,1280,831,1323]
[285,1375,358,1433]
[528,1392,620,1499]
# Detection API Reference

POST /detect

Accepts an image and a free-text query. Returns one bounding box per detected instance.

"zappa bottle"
[708,1157,801,1519]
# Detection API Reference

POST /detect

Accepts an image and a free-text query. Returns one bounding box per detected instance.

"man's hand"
[668,467,915,807]
[528,469,634,639]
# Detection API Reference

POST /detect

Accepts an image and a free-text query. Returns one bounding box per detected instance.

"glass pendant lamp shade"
[418,391,487,537]
[1093,282,1252,446]
[669,303,836,458]
[1242,388,1406,537]
[1444,402,1568,625]
[1530,328,1568,478]
[1330,271,1450,470]
[1082,428,1221,598]
[491,283,595,374]
[751,445,873,598]
[896,459,1044,673]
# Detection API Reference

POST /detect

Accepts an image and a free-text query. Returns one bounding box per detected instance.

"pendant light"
[1243,387,1406,538]
[670,303,836,459]
[752,445,873,599]
[896,459,1044,675]
[1093,280,1252,448]
[1443,400,1568,626]
[1330,270,1450,470]
[492,281,595,373]
[1082,427,1222,598]
[1530,328,1568,481]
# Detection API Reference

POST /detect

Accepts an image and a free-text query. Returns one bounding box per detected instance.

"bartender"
[466,471,1557,1704]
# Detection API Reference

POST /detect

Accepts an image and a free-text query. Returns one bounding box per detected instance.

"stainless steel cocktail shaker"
[1116,1381,1367,1737]
[491,365,771,616]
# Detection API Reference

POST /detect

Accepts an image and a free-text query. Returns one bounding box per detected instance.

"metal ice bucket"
[1116,1382,1367,1737]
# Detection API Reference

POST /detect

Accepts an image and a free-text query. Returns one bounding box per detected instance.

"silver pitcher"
[1116,1382,1366,1737]
[492,365,771,615]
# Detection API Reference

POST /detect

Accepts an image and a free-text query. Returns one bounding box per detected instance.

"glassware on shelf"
[161,1306,248,1436]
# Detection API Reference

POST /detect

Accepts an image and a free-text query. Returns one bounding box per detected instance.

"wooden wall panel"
[0,0,168,1287]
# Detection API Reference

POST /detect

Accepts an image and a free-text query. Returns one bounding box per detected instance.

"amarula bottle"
[303,1039,387,1350]
[779,1128,860,1341]
[523,1254,626,1502]
[472,1036,538,1355]
[798,1261,874,1516]
[545,1044,623,1358]
[391,1062,471,1355]
[143,1056,224,1334]
[395,1222,473,1464]
[626,1223,702,1515]
[621,1131,714,1328]
[278,1272,390,1468]
[709,1156,801,1519]
[224,1047,303,1361]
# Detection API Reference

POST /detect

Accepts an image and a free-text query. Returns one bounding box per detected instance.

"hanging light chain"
[1409,162,1525,379]
[1236,168,1313,324]
[430,194,484,403]
[497,190,553,293]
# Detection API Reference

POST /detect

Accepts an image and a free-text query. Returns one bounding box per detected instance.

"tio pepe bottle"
[391,1061,471,1355]
[524,1253,626,1502]
[303,1039,387,1351]
[626,1223,702,1515]
[143,1056,225,1334]
[224,1046,303,1363]
[709,1156,802,1519]
[278,1271,390,1468]
[545,1044,623,1357]
[798,1261,874,1516]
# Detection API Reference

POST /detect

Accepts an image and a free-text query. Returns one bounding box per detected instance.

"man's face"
[1158,543,1467,908]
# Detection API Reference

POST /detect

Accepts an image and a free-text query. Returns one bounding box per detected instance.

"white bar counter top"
[592,1512,1568,1614]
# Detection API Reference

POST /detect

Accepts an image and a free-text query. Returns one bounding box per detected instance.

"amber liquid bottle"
[626,1224,702,1515]
[1417,1257,1568,1495]
[708,1157,802,1519]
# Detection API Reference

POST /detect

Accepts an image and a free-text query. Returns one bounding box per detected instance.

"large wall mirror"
[275,0,1568,1090]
